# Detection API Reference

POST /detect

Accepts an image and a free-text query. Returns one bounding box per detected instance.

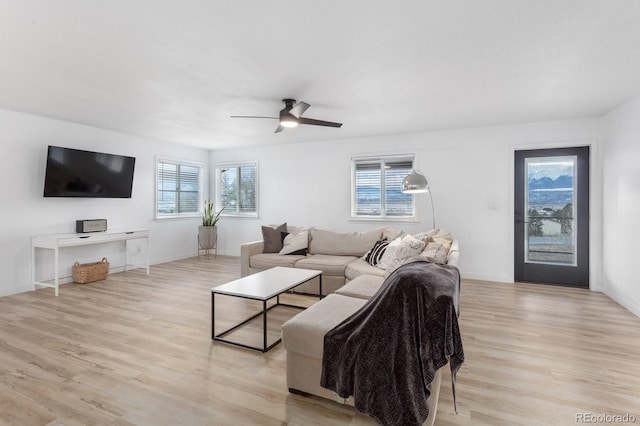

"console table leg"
[31,246,36,292]
[54,247,59,296]
[146,238,150,275]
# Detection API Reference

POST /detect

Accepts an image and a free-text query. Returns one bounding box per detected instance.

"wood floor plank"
[1,256,639,425]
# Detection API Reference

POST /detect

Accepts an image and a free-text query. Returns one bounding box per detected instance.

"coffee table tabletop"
[211,266,323,352]
[212,266,322,300]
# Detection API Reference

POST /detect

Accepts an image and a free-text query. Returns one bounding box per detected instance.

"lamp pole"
[401,170,436,229]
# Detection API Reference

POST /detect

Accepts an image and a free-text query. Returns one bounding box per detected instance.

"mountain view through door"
[514,147,590,287]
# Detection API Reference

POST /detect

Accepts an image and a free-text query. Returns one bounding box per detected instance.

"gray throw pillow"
[262,223,287,253]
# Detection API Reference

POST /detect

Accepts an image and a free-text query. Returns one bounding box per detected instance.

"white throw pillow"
[420,241,449,264]
[412,229,439,244]
[377,236,403,270]
[383,234,427,275]
[279,230,309,255]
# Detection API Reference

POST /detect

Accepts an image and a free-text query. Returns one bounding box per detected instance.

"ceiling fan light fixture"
[279,110,298,128]
[232,98,342,132]
[280,118,298,128]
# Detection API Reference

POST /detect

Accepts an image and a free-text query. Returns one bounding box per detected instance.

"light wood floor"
[1,257,639,425]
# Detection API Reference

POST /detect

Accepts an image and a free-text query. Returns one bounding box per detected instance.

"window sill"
[349,216,419,224]
[221,213,259,219]
[155,214,200,221]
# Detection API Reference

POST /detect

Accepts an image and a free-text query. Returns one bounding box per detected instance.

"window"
[156,158,204,218]
[216,163,258,217]
[351,155,415,220]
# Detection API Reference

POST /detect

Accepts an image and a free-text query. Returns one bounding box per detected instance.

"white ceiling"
[1,1,640,150]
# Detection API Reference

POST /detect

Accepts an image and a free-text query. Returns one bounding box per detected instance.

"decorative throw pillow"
[364,238,389,266]
[412,229,440,244]
[420,241,449,264]
[261,223,287,253]
[382,234,427,273]
[377,236,403,270]
[279,230,309,255]
[433,228,452,240]
[430,236,453,252]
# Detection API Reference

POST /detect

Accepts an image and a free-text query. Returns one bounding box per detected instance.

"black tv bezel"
[43,145,136,198]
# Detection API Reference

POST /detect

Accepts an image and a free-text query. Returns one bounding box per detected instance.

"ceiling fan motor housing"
[279,99,298,127]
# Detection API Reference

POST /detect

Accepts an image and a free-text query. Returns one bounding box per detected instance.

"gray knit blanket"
[320,258,464,426]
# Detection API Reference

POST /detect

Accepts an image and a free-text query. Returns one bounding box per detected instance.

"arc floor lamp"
[401,170,436,230]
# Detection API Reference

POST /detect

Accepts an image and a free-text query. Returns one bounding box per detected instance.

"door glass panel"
[524,156,577,266]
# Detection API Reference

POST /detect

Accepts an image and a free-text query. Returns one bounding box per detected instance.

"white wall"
[0,108,208,297]
[602,94,640,317]
[210,118,603,284]
[1,106,609,298]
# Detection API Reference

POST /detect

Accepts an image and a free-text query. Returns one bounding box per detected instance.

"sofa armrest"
[240,240,264,277]
[447,238,460,268]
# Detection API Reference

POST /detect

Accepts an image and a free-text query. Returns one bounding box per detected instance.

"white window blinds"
[156,159,204,217]
[352,155,414,219]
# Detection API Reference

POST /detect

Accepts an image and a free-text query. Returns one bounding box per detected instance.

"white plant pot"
[198,225,218,250]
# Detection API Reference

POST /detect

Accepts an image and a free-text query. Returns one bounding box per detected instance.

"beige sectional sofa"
[240,226,460,425]
[241,226,458,293]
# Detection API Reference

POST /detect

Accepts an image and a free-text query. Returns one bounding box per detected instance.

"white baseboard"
[601,285,640,318]
[0,284,33,297]
[152,252,200,264]
[3,264,149,298]
[460,271,513,283]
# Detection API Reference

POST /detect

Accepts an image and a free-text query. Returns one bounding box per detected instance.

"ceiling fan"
[231,99,343,133]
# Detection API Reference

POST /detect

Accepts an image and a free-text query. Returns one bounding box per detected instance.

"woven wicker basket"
[72,257,109,284]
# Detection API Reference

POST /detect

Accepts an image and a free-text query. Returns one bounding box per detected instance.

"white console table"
[32,229,150,296]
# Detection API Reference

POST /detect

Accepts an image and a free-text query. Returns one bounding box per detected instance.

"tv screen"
[43,146,136,198]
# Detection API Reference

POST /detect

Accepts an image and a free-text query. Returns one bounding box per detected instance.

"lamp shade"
[401,170,429,194]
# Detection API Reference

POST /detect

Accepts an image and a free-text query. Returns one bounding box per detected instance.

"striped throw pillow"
[364,239,389,266]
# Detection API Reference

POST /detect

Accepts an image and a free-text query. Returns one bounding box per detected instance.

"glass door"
[514,147,589,287]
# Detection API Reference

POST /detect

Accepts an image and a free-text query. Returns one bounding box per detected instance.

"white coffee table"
[211,266,323,352]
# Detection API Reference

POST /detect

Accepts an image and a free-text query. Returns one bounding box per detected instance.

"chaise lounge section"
[240,225,460,425]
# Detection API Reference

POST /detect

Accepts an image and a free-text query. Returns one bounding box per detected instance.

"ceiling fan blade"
[230,115,278,119]
[274,124,285,133]
[297,117,343,128]
[289,101,310,119]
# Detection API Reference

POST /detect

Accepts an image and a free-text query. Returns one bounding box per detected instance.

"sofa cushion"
[381,227,403,240]
[249,253,304,269]
[336,275,385,300]
[295,254,357,276]
[262,223,287,253]
[309,228,382,256]
[345,258,385,281]
[282,294,367,359]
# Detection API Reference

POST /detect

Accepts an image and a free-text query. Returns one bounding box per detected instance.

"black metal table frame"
[211,274,322,353]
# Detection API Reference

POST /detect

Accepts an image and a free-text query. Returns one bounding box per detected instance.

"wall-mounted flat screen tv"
[43,146,136,198]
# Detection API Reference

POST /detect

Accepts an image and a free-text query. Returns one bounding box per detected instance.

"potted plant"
[198,200,224,258]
